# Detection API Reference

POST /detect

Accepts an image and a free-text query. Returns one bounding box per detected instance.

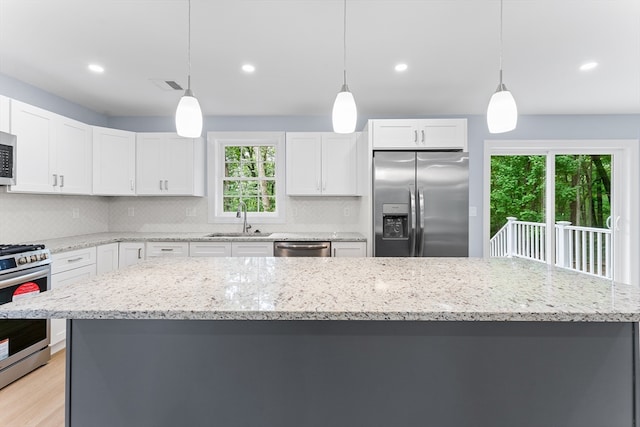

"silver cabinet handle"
[52,174,58,186]
[130,180,135,191]
[421,130,425,143]
[414,130,418,143]
[164,180,168,191]
[333,248,336,257]
[60,175,64,188]
[137,248,142,259]
[160,248,173,252]
[159,180,163,190]
[67,257,83,263]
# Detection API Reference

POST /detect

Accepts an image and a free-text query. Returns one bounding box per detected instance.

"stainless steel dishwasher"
[273,242,331,257]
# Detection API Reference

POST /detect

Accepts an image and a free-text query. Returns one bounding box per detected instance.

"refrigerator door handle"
[417,187,425,256]
[409,185,416,257]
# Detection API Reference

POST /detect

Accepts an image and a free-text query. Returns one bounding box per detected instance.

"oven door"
[0,264,50,371]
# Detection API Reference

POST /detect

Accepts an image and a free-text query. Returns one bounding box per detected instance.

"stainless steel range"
[0,244,51,388]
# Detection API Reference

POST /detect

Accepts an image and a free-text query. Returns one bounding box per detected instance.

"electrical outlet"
[72,208,80,219]
[186,207,197,217]
[128,207,135,217]
[343,207,350,217]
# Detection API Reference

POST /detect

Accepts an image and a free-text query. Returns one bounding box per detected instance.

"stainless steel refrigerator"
[373,151,469,257]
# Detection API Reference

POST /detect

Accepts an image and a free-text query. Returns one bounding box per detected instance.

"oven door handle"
[0,269,48,290]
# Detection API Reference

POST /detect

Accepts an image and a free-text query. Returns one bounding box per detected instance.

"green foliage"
[223,146,277,213]
[490,154,611,236]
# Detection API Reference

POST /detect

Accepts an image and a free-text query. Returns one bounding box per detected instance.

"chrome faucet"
[236,201,251,234]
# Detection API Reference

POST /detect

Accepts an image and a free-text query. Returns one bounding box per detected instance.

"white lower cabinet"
[118,242,145,268]
[50,247,97,353]
[231,242,274,257]
[189,242,232,257]
[331,241,367,257]
[146,242,189,258]
[96,243,119,275]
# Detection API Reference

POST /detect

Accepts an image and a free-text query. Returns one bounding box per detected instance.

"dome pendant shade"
[332,85,357,134]
[175,88,203,138]
[487,84,517,134]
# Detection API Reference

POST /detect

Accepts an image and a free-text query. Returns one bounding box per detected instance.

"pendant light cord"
[187,0,192,90]
[498,0,503,85]
[343,0,347,86]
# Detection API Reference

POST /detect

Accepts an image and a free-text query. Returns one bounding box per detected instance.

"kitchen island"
[1,257,640,427]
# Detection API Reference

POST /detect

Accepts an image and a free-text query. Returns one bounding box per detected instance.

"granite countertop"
[1,257,639,322]
[33,232,366,254]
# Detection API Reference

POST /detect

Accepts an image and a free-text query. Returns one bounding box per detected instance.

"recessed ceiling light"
[242,64,256,73]
[579,62,598,71]
[395,63,408,72]
[88,64,105,73]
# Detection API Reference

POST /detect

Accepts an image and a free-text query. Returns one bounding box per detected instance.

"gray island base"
[67,319,638,427]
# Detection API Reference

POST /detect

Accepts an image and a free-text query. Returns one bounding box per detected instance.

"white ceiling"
[0,0,639,118]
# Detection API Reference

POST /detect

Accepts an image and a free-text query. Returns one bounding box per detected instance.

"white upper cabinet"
[93,126,136,195]
[372,119,467,150]
[9,100,92,194]
[286,132,359,196]
[0,95,10,133]
[55,116,92,194]
[136,132,204,196]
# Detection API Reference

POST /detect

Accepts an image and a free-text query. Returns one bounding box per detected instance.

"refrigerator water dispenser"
[382,204,408,239]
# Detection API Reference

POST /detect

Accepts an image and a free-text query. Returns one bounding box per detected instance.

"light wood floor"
[0,350,65,427]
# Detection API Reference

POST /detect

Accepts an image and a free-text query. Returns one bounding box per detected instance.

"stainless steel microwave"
[0,131,16,186]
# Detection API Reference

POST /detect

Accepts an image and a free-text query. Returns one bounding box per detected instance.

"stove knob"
[30,255,37,262]
[39,253,46,260]
[18,257,27,265]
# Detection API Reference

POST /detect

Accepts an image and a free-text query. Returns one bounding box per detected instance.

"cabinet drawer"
[231,242,274,257]
[332,241,367,257]
[146,242,189,257]
[51,247,97,274]
[189,242,232,257]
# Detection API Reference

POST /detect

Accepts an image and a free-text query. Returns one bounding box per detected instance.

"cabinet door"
[371,120,420,149]
[56,117,92,194]
[332,241,367,257]
[231,242,274,257]
[322,133,358,196]
[418,119,467,150]
[93,126,136,195]
[118,243,145,268]
[189,242,232,257]
[164,135,194,195]
[146,242,189,258]
[8,100,56,193]
[96,243,119,275]
[50,264,96,351]
[286,133,322,195]
[0,95,10,133]
[136,134,164,195]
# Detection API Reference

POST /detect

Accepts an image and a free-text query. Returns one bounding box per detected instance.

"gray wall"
[1,73,639,256]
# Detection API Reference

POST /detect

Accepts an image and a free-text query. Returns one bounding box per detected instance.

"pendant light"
[332,0,357,134]
[175,0,203,138]
[487,0,517,134]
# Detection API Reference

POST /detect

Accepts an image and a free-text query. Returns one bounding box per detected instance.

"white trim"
[483,139,639,285]
[207,132,286,224]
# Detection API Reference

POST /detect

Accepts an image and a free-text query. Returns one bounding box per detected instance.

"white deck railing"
[490,217,612,279]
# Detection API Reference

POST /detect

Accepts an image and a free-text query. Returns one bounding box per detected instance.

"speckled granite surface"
[1,257,639,322]
[29,232,366,254]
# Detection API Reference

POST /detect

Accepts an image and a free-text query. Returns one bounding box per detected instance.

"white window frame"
[207,132,286,224]
[483,139,639,285]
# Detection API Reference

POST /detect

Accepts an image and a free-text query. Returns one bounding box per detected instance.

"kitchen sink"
[205,232,272,238]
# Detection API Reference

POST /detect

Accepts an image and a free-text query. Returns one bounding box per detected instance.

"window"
[483,139,639,285]
[207,132,285,223]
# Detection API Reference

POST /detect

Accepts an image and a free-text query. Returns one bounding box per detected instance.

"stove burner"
[0,244,46,256]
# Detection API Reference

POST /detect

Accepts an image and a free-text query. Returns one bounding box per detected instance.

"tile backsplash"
[0,188,109,243]
[0,187,368,242]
